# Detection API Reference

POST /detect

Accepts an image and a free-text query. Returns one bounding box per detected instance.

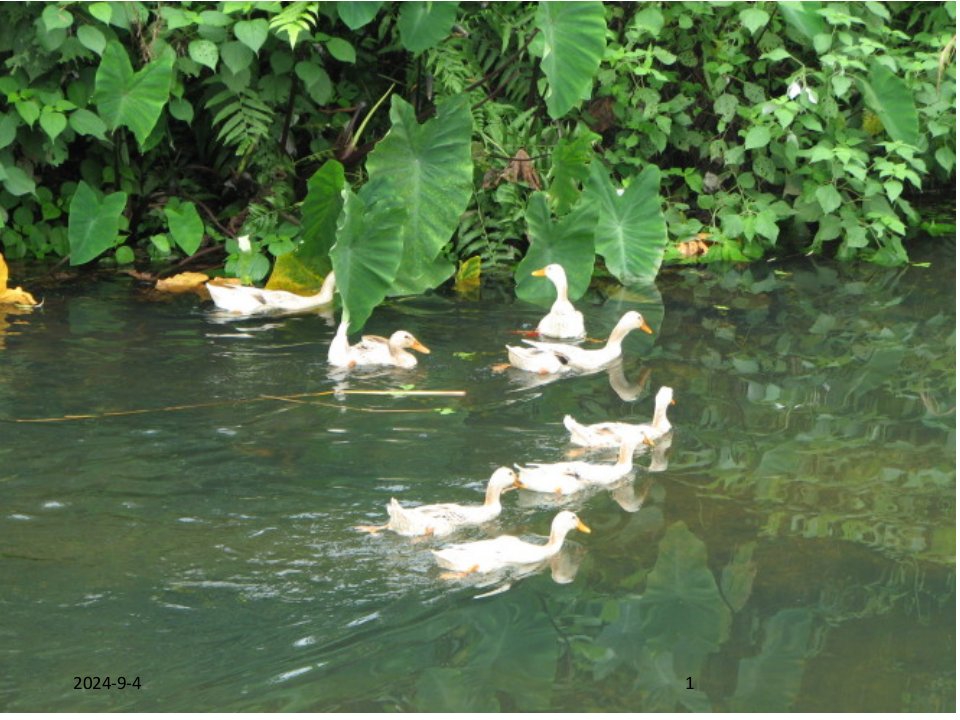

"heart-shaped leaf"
[188,39,219,71]
[397,1,459,53]
[337,1,382,29]
[267,160,344,293]
[39,110,67,142]
[365,95,473,296]
[77,25,106,55]
[220,41,254,75]
[234,18,269,53]
[330,181,407,333]
[586,163,667,286]
[535,1,606,119]
[164,200,204,256]
[93,42,173,146]
[2,166,36,197]
[0,113,18,149]
[68,181,128,265]
[42,4,73,31]
[515,192,597,305]
[325,37,356,63]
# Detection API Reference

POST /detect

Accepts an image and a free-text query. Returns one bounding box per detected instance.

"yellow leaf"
[155,271,210,293]
[454,256,481,294]
[0,253,39,306]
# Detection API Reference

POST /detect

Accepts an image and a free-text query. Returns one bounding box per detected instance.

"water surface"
[0,248,954,711]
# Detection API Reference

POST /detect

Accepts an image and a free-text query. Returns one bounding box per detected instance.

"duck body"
[207,271,336,315]
[432,510,590,574]
[516,435,643,495]
[328,320,430,369]
[365,468,519,537]
[505,344,570,375]
[532,264,585,340]
[513,310,653,373]
[564,386,675,448]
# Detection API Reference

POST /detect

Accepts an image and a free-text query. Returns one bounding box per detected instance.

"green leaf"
[633,6,664,37]
[234,18,269,53]
[515,192,596,304]
[168,97,194,124]
[397,1,459,53]
[815,185,843,214]
[115,246,135,265]
[2,166,36,197]
[337,1,383,29]
[77,25,106,55]
[89,2,112,24]
[744,126,771,150]
[777,1,825,43]
[535,1,606,119]
[93,42,174,146]
[39,110,67,141]
[330,183,407,333]
[858,60,920,147]
[42,4,73,31]
[188,39,219,71]
[267,160,344,293]
[326,37,355,63]
[935,146,955,174]
[15,101,40,128]
[68,181,128,265]
[586,163,667,286]
[365,95,473,297]
[0,113,18,150]
[739,7,769,34]
[548,125,600,214]
[164,200,204,255]
[220,41,254,75]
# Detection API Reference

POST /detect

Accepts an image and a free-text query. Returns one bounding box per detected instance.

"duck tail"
[563,414,589,443]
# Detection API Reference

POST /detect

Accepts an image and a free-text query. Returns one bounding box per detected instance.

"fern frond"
[268,1,319,49]
[205,87,275,161]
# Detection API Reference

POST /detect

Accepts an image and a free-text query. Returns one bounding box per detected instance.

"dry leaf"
[206,277,242,288]
[482,148,542,190]
[155,271,210,293]
[0,253,38,307]
[677,233,713,258]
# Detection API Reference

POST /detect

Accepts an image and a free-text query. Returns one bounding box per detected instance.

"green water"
[0,250,954,711]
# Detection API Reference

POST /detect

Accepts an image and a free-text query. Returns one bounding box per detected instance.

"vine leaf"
[68,181,128,266]
[365,95,473,296]
[586,162,667,286]
[336,1,383,30]
[515,192,596,305]
[535,1,606,119]
[267,160,345,293]
[859,60,920,147]
[93,42,173,146]
[164,200,204,256]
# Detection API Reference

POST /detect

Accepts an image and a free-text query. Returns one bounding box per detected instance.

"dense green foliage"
[0,2,954,327]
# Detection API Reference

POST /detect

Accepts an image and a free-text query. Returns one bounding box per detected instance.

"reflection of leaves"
[727,609,817,712]
[721,542,757,612]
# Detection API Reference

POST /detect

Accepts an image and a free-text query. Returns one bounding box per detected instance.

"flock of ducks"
[207,263,673,583]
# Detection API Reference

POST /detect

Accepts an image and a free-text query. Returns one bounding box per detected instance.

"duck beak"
[642,436,655,447]
[576,520,592,534]
[670,399,676,405]
[512,478,526,490]
[531,267,547,277]
[638,320,654,334]
[411,340,430,354]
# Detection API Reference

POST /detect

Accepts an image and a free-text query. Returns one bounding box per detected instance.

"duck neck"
[551,275,572,310]
[651,399,671,430]
[545,525,572,553]
[314,271,336,301]
[604,322,633,352]
[616,440,636,469]
[483,482,504,508]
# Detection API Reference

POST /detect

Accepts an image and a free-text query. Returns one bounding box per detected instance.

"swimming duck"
[355,468,520,538]
[432,510,590,576]
[327,319,430,369]
[531,264,585,339]
[207,271,336,315]
[507,310,653,374]
[515,434,647,495]
[564,386,675,448]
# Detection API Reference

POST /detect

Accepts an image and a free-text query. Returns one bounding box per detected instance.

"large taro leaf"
[266,160,344,292]
[68,181,128,266]
[93,42,173,146]
[859,60,920,148]
[586,162,667,286]
[365,95,472,296]
[336,1,383,30]
[514,192,597,305]
[535,1,606,119]
[397,1,459,53]
[329,180,406,333]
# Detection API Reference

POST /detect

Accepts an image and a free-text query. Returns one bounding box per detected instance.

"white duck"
[531,263,585,339]
[507,310,653,374]
[432,510,590,576]
[207,271,336,315]
[515,434,647,495]
[327,319,430,369]
[355,468,520,538]
[564,386,675,448]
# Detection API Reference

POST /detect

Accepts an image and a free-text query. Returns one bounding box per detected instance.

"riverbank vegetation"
[0,2,954,328]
